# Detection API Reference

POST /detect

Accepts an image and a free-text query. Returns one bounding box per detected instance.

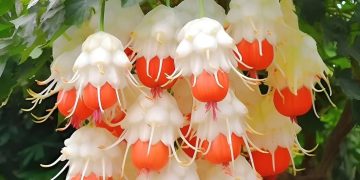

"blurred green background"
[0,0,359,179]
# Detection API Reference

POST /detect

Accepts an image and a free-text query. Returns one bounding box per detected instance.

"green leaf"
[0,22,13,32]
[0,70,17,108]
[0,0,14,16]
[350,3,360,23]
[0,49,50,107]
[0,60,6,78]
[29,46,43,59]
[64,0,97,25]
[350,35,360,65]
[15,168,62,180]
[40,5,66,40]
[334,69,360,100]
[19,31,46,64]
[18,143,46,167]
[295,0,326,24]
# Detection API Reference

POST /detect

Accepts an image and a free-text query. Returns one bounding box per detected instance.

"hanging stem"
[199,0,205,17]
[100,0,106,31]
[165,0,170,7]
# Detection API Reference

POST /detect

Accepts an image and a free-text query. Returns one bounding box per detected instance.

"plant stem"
[166,0,170,7]
[199,0,205,17]
[316,101,354,177]
[100,0,106,31]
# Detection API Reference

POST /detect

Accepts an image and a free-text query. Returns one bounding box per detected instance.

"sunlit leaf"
[64,0,97,25]
[335,69,360,100]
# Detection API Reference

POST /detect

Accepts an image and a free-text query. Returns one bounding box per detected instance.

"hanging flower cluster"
[25,0,334,179]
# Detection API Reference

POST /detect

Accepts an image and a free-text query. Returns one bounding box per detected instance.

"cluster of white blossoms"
[26,0,333,179]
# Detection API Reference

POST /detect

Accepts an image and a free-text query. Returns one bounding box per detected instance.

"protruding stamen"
[146,59,151,78]
[55,120,71,132]
[230,63,264,82]
[155,58,164,82]
[120,89,128,110]
[245,134,268,153]
[245,121,263,135]
[249,17,258,32]
[225,118,235,172]
[287,146,297,176]
[177,129,199,151]
[115,90,125,112]
[66,86,83,119]
[243,136,255,171]
[97,64,105,75]
[180,136,200,167]
[318,83,336,107]
[206,49,210,60]
[312,92,320,118]
[295,137,317,155]
[50,161,69,180]
[31,103,58,123]
[165,67,179,79]
[64,71,80,84]
[156,32,162,43]
[271,150,276,173]
[147,125,155,156]
[121,143,131,178]
[192,75,197,87]
[102,158,106,180]
[160,78,174,88]
[36,75,55,85]
[97,86,105,112]
[124,37,134,49]
[40,155,63,168]
[258,40,263,56]
[233,47,253,70]
[184,120,193,138]
[166,69,183,80]
[214,72,224,88]
[65,165,75,180]
[80,159,90,180]
[170,144,186,165]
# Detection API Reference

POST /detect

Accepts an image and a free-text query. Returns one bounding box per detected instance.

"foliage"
[0,0,359,179]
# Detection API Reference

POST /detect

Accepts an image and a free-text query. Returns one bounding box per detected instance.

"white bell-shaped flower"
[175,0,226,25]
[227,0,283,44]
[41,127,125,179]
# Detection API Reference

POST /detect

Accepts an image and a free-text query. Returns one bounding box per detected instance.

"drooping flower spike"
[22,23,94,124]
[131,5,180,97]
[24,47,80,122]
[246,94,317,176]
[174,0,226,25]
[266,0,335,120]
[41,127,125,180]
[24,0,143,129]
